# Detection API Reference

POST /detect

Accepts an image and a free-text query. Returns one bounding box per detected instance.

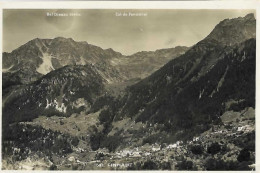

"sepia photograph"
[0,2,258,171]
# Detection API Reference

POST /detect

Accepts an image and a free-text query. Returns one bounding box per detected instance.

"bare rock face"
[205,13,256,46]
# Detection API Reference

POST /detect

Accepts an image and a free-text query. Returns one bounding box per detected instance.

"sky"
[3,9,255,55]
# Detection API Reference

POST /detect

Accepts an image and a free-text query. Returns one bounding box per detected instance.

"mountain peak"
[205,13,256,46]
[244,13,255,20]
[53,37,75,42]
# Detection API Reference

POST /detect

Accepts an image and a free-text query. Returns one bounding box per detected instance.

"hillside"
[112,13,256,130]
[3,65,105,127]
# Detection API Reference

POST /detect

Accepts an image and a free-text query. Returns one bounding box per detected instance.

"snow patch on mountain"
[36,53,54,75]
[199,89,205,99]
[78,56,86,65]
[210,66,229,97]
[2,64,14,73]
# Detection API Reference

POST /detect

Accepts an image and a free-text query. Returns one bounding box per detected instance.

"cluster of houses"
[53,115,255,170]
[100,141,186,162]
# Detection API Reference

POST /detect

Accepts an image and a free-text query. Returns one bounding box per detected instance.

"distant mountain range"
[3,37,188,86]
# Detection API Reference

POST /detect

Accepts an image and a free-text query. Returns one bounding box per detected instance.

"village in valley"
[3,106,254,170]
[65,108,254,170]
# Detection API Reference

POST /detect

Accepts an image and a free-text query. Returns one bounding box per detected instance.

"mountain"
[113,46,189,79]
[3,64,106,126]
[104,13,256,138]
[2,37,189,87]
[2,37,124,85]
[205,13,256,46]
[2,38,188,127]
[2,37,189,125]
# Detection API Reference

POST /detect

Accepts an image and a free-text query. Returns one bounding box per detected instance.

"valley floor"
[2,108,255,170]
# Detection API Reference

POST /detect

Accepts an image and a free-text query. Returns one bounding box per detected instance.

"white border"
[0,1,259,9]
[0,1,259,173]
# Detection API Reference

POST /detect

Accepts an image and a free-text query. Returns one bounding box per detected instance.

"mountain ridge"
[96,13,256,139]
[2,37,189,86]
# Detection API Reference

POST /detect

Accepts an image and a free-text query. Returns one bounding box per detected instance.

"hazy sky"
[3,9,255,55]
